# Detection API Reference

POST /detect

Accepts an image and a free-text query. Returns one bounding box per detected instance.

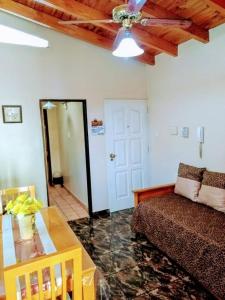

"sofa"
[131,174,225,299]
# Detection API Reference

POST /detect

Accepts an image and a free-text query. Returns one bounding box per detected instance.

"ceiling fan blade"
[59,19,114,25]
[127,0,147,13]
[113,27,127,50]
[141,18,192,28]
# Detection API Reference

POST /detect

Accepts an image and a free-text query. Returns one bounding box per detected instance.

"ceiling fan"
[59,0,192,58]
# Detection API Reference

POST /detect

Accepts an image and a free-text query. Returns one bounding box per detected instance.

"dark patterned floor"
[68,209,214,300]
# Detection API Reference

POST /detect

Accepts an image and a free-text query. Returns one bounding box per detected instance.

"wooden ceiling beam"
[143,3,209,43]
[137,52,155,65]
[0,0,155,65]
[111,0,209,43]
[204,0,225,13]
[36,0,178,56]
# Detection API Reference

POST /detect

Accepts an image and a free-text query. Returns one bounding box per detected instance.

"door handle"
[109,153,116,161]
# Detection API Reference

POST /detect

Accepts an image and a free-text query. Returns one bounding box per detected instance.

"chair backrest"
[4,246,83,300]
[0,185,36,214]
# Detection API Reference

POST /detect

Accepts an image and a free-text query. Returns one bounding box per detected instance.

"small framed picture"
[91,119,105,135]
[2,105,23,123]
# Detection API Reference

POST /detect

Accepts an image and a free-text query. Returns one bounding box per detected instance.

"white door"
[105,100,150,212]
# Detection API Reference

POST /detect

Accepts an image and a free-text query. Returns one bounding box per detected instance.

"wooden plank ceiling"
[0,0,225,65]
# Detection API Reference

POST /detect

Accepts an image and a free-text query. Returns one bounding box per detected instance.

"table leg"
[82,270,95,300]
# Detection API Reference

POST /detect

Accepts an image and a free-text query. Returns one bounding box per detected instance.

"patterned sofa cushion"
[174,163,206,201]
[197,170,225,212]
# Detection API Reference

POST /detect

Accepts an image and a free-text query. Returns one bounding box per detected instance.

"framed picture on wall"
[2,105,23,123]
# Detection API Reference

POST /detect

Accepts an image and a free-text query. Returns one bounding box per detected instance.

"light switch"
[181,127,189,138]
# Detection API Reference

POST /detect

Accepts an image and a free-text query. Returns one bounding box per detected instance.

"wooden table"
[0,206,96,300]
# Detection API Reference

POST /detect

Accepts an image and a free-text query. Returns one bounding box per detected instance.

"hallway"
[48,185,88,221]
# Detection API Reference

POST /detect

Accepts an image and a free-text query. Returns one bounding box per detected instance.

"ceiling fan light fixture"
[42,101,56,110]
[112,30,144,58]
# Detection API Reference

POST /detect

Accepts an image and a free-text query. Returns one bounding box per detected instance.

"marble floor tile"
[68,209,214,300]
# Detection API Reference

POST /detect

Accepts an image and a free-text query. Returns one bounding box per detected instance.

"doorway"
[40,99,93,220]
[105,100,150,212]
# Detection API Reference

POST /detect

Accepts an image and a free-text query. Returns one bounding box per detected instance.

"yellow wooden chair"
[0,185,36,214]
[4,246,83,300]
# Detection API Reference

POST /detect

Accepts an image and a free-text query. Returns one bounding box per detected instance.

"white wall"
[0,11,147,210]
[146,24,225,185]
[56,102,88,207]
[47,107,62,176]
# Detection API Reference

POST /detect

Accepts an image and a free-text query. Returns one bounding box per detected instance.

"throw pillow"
[197,171,225,212]
[175,163,206,201]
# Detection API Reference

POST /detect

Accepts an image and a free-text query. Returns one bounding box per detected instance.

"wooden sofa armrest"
[133,183,175,207]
